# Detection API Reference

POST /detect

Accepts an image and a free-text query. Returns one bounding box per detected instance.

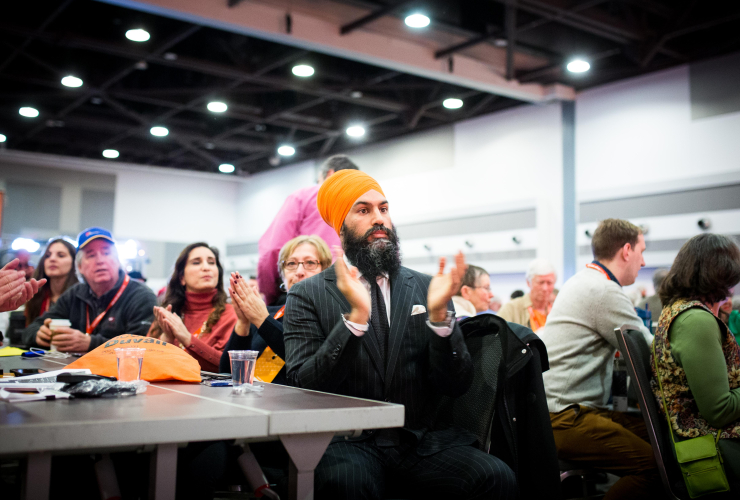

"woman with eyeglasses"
[452,265,494,319]
[219,235,332,385]
[24,238,79,325]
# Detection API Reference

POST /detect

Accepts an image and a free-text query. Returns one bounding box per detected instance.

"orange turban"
[317,170,385,235]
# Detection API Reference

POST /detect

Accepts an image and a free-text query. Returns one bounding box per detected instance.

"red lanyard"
[86,275,130,334]
[273,305,286,320]
[586,263,611,280]
[40,291,50,316]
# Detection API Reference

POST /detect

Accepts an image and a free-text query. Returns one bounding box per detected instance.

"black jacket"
[284,264,476,452]
[433,313,561,499]
[218,305,287,385]
[21,270,157,351]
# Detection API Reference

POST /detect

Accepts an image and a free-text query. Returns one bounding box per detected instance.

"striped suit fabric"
[284,264,517,499]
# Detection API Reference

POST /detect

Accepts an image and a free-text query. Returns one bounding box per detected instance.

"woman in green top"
[651,233,740,484]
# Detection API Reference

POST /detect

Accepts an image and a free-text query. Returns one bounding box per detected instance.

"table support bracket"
[23,451,51,500]
[149,443,178,500]
[280,432,334,500]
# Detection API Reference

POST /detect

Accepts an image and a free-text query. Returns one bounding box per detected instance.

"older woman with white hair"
[499,258,556,332]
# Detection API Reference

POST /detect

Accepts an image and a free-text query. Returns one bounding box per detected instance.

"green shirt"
[669,308,740,428]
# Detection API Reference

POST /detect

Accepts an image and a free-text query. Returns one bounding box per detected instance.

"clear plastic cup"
[115,348,145,381]
[49,319,72,352]
[229,350,259,386]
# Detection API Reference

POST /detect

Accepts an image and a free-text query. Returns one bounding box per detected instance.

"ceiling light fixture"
[19,107,39,118]
[11,238,40,253]
[207,101,228,113]
[292,64,315,77]
[346,125,366,138]
[126,29,150,42]
[567,59,590,73]
[219,163,235,174]
[102,149,120,159]
[443,98,463,109]
[277,145,295,157]
[150,126,169,137]
[0,134,6,143]
[405,13,430,28]
[61,75,83,88]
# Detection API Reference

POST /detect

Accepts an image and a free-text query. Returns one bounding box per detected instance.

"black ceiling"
[1,0,739,175]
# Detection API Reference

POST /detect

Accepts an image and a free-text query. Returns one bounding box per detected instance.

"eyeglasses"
[473,285,492,292]
[282,260,320,271]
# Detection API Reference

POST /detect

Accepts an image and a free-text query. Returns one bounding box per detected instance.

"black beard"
[341,223,402,279]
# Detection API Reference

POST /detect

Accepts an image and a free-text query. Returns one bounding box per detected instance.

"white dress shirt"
[340,255,452,337]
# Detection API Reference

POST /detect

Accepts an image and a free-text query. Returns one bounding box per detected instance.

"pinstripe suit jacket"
[284,264,475,443]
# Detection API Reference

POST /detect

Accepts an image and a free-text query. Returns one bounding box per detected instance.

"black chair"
[614,326,737,500]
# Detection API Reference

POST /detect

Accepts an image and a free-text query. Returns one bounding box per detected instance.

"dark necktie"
[370,277,390,365]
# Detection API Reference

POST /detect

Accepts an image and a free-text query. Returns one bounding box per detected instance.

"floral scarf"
[651,299,740,439]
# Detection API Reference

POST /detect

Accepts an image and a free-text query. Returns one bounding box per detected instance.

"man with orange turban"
[284,170,516,500]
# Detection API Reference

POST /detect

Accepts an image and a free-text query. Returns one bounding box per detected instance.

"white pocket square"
[411,305,426,316]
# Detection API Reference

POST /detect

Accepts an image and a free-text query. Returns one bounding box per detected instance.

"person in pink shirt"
[257,155,359,305]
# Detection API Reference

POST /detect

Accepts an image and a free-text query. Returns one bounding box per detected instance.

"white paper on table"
[0,369,91,384]
[0,385,71,402]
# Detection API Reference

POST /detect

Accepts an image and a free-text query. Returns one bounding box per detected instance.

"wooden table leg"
[149,443,178,500]
[24,451,51,500]
[280,432,334,500]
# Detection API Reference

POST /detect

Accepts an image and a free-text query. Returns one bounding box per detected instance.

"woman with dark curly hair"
[148,242,248,372]
[24,238,79,325]
[651,233,740,484]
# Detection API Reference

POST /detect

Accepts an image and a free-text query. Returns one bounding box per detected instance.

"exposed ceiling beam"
[340,0,414,35]
[94,0,573,102]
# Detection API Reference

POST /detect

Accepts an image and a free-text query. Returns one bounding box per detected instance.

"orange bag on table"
[65,334,201,383]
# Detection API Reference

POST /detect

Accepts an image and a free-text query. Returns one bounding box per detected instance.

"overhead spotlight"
[125,29,150,42]
[135,60,148,70]
[102,149,120,159]
[0,134,6,143]
[163,52,178,61]
[61,75,83,88]
[207,101,227,113]
[405,13,430,28]
[19,107,39,118]
[443,98,463,109]
[11,237,40,253]
[350,91,363,99]
[219,163,235,173]
[566,59,590,73]
[277,145,295,157]
[346,125,366,138]
[292,64,315,77]
[150,126,168,137]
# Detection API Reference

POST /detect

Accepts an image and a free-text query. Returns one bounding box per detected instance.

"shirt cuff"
[426,311,454,337]
[341,314,368,337]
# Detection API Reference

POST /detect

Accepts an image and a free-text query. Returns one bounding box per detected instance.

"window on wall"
[3,181,61,235]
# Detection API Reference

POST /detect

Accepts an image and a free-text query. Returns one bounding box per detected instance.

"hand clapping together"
[229,272,267,336]
[0,259,46,313]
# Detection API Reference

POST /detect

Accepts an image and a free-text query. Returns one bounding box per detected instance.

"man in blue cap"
[22,227,156,352]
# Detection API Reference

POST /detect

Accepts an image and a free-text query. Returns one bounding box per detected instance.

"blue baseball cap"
[77,227,115,249]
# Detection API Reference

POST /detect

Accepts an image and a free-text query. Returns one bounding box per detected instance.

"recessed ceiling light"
[0,134,5,143]
[163,52,178,61]
[277,145,295,156]
[405,13,430,28]
[567,59,590,73]
[350,91,363,99]
[346,125,366,138]
[61,75,83,88]
[207,101,227,113]
[443,98,463,109]
[102,149,120,159]
[150,126,169,137]
[292,65,315,77]
[126,29,150,42]
[19,107,39,118]
[219,163,235,173]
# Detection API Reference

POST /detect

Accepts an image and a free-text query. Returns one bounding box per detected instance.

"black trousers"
[315,436,518,500]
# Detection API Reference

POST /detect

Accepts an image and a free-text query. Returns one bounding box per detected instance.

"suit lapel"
[324,265,385,380]
[385,267,415,390]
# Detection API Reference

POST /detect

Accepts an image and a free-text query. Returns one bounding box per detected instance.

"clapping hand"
[230,272,270,328]
[427,252,467,322]
[153,305,191,346]
[0,259,46,312]
[333,246,371,324]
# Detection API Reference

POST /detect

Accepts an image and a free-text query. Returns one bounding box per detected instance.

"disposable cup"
[115,348,145,381]
[229,350,259,386]
[49,319,72,352]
